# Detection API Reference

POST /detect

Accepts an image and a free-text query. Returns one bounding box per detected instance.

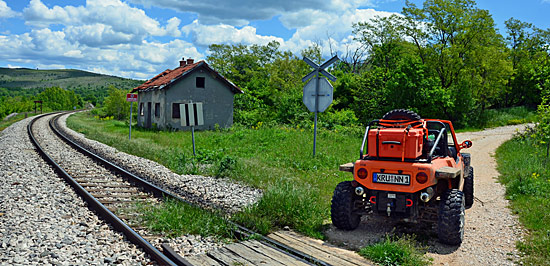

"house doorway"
[146,102,152,128]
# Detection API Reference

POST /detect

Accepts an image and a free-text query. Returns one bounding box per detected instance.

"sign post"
[180,102,204,156]
[302,55,338,157]
[126,93,138,140]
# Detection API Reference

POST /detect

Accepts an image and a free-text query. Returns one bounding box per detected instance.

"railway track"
[28,112,372,266]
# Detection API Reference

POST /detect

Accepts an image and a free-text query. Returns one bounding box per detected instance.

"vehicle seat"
[426,129,449,157]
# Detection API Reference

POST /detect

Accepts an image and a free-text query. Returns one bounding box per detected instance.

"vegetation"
[136,198,235,239]
[496,133,550,265]
[0,112,37,132]
[495,83,550,265]
[0,67,141,105]
[0,68,142,120]
[206,0,549,130]
[359,235,432,266]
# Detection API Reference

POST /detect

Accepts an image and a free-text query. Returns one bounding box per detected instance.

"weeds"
[359,235,431,266]
[137,198,235,239]
[496,135,550,265]
[232,179,327,239]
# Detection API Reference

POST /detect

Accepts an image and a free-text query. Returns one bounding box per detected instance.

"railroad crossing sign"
[303,77,333,112]
[302,55,339,156]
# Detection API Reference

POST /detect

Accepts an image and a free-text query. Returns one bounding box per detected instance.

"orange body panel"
[367,128,424,159]
[354,156,464,193]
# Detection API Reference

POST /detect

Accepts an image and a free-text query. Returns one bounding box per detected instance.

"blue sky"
[0,0,549,80]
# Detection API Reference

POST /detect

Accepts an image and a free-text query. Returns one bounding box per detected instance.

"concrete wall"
[137,89,166,129]
[137,65,235,130]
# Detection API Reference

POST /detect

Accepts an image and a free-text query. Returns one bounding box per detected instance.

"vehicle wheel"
[331,181,361,230]
[437,189,465,245]
[381,109,421,121]
[464,166,474,209]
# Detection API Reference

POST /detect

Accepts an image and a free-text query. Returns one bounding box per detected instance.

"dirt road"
[325,124,528,265]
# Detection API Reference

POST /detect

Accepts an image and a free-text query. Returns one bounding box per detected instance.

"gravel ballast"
[0,116,151,265]
[57,113,262,214]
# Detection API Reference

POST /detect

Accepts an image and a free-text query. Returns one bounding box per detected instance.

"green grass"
[136,198,235,239]
[496,134,550,265]
[359,235,432,266]
[66,112,358,238]
[459,106,537,132]
[0,112,37,132]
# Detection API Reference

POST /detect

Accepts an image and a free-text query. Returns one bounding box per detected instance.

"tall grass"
[137,198,235,239]
[496,133,550,265]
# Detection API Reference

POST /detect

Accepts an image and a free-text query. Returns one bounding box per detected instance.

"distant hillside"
[0,67,143,104]
[0,67,142,90]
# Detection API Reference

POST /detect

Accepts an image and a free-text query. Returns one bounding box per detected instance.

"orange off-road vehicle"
[331,109,473,245]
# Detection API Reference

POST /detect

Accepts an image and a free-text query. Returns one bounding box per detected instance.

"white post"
[129,102,133,140]
[192,126,196,156]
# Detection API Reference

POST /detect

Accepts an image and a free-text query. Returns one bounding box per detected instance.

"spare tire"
[381,109,421,121]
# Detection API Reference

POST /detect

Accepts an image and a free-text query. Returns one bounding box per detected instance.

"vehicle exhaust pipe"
[355,187,364,196]
[420,187,434,203]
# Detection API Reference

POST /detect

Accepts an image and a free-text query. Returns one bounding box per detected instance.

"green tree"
[504,18,546,107]
[37,87,82,111]
[103,86,130,120]
[399,0,511,122]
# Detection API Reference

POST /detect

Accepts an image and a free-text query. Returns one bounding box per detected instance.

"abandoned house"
[131,58,243,130]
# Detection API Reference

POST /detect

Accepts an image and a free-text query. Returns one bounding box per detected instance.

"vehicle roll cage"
[359,119,447,163]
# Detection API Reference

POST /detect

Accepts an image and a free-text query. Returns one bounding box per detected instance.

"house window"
[196,77,205,88]
[154,103,160,117]
[172,103,180,118]
[139,102,144,116]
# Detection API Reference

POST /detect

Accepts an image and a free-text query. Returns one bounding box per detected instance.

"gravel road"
[325,124,528,265]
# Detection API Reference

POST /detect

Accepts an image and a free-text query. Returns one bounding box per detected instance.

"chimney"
[186,58,194,65]
[179,57,186,67]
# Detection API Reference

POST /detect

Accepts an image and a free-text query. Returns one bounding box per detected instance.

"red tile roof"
[131,61,242,94]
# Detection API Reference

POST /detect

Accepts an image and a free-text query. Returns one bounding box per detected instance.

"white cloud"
[182,20,284,47]
[0,28,203,79]
[1,0,398,79]
[0,0,18,18]
[64,24,141,46]
[23,0,181,47]
[180,7,397,59]
[129,0,375,26]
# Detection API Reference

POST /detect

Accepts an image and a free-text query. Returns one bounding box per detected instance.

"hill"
[0,67,143,104]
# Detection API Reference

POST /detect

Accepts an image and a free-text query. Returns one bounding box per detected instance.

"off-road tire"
[381,109,421,121]
[464,166,474,209]
[331,181,361,230]
[438,189,465,245]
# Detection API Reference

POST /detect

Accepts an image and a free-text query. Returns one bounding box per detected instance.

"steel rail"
[49,112,332,266]
[28,113,181,266]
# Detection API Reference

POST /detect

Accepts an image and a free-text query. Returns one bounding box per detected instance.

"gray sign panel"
[302,77,333,112]
[180,103,204,127]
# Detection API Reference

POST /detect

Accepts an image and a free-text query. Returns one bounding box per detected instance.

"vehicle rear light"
[416,172,428,184]
[369,196,376,204]
[357,168,368,179]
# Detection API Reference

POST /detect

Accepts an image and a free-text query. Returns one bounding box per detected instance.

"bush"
[102,86,130,120]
